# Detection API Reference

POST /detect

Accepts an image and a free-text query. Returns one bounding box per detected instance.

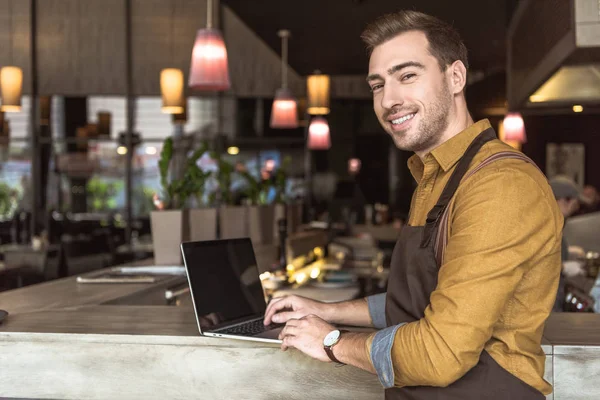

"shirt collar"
[407,119,493,183]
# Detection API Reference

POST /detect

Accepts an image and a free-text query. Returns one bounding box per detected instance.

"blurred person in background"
[549,175,588,311]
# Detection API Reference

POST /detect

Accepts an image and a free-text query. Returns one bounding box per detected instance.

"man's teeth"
[391,113,416,125]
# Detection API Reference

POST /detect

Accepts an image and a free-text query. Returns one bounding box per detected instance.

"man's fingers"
[272,311,304,324]
[281,335,296,351]
[264,296,297,325]
[264,296,288,325]
[278,324,299,340]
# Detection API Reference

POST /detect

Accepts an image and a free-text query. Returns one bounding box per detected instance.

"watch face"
[323,330,341,347]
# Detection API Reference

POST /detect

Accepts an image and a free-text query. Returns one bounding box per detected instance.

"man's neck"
[415,106,474,159]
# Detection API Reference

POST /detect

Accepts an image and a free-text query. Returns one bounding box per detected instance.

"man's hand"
[263,295,331,325]
[278,314,335,362]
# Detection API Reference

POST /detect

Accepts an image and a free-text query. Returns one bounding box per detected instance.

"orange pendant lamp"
[0,66,23,112]
[270,30,298,129]
[160,68,185,114]
[188,0,230,91]
[307,72,330,115]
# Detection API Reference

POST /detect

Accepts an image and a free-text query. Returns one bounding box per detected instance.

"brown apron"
[385,128,545,399]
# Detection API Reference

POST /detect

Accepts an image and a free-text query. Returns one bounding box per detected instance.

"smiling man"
[264,10,562,399]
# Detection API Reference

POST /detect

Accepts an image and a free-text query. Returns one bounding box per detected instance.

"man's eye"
[402,73,416,81]
[370,84,383,92]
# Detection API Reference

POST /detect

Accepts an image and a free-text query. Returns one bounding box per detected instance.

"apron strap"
[420,128,497,249]
[433,151,542,266]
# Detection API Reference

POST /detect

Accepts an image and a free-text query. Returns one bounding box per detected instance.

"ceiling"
[223,0,521,76]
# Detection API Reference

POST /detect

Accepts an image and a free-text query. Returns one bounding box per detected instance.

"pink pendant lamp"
[188,0,230,91]
[307,116,331,150]
[348,158,361,175]
[270,30,299,129]
[502,112,526,143]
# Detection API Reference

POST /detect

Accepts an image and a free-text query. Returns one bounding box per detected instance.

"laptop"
[181,238,283,343]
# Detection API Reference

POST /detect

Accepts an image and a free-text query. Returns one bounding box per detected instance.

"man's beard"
[385,84,452,154]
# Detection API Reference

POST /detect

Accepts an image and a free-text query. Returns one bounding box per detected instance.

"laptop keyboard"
[216,319,283,336]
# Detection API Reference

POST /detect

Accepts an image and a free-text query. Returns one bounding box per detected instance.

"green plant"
[185,142,211,207]
[134,186,156,215]
[0,182,17,218]
[208,151,234,206]
[86,177,123,212]
[236,166,268,205]
[158,137,210,209]
[273,156,291,204]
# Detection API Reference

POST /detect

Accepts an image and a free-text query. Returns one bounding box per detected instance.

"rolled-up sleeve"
[368,324,405,388]
[383,168,561,388]
[366,293,387,329]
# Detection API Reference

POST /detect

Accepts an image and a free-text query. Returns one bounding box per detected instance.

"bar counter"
[1,262,599,399]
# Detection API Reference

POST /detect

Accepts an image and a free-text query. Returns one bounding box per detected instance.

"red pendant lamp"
[188,0,230,91]
[270,30,299,129]
[307,116,331,150]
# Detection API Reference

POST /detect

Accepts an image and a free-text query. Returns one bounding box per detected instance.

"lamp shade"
[270,88,299,129]
[348,158,361,175]
[307,116,331,150]
[188,28,231,91]
[160,68,185,114]
[307,74,330,115]
[502,112,526,143]
[0,66,23,112]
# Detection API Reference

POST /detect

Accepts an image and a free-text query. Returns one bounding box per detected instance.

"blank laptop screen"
[182,238,267,330]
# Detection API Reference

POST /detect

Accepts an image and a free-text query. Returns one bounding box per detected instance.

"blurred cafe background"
[0,0,599,312]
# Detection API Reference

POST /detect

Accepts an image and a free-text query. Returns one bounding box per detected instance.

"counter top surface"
[0,259,598,353]
[0,259,186,314]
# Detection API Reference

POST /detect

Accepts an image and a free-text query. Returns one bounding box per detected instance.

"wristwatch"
[323,329,348,364]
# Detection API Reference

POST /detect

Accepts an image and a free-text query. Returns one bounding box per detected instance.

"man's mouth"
[390,113,416,125]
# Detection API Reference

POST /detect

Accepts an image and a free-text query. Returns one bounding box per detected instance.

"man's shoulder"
[467,140,546,186]
[454,140,562,227]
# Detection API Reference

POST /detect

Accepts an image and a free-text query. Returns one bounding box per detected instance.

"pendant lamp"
[270,30,298,129]
[307,116,331,150]
[500,112,526,150]
[160,68,185,114]
[188,0,230,91]
[502,112,526,143]
[0,66,23,112]
[1,6,22,113]
[307,72,330,115]
[348,158,361,175]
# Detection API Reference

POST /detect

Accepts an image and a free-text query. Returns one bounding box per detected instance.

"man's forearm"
[333,332,376,374]
[323,298,374,327]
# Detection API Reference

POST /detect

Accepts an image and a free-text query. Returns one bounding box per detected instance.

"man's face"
[367,31,453,154]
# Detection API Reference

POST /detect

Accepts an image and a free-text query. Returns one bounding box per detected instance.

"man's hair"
[361,10,469,72]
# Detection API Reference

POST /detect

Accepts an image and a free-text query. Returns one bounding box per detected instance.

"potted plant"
[237,164,275,245]
[186,142,218,242]
[210,152,249,240]
[151,137,209,264]
[261,156,303,238]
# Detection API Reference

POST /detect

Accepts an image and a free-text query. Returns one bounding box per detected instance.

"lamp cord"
[171,0,175,62]
[281,34,288,89]
[8,0,13,63]
[207,0,213,29]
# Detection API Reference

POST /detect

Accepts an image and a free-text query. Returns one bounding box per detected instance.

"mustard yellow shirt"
[368,119,563,394]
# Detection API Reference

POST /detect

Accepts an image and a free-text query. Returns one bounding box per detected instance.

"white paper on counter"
[117,266,186,275]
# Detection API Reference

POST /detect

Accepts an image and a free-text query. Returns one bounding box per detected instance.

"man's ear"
[448,60,467,94]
